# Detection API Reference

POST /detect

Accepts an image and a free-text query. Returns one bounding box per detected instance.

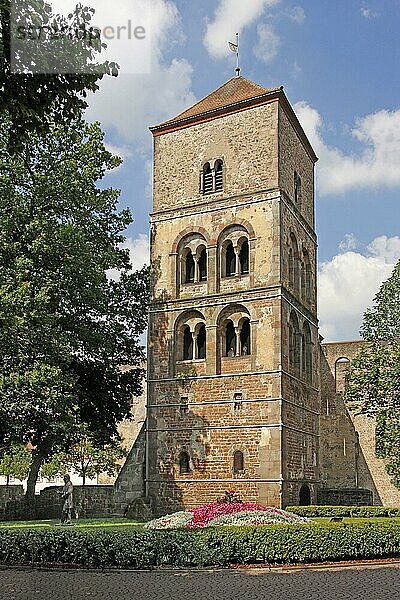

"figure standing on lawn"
[61,474,74,525]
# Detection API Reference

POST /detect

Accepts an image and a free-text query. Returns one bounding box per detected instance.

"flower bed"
[144,501,309,530]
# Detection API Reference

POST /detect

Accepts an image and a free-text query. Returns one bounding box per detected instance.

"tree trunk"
[25,448,47,504]
[6,474,9,487]
[82,472,86,486]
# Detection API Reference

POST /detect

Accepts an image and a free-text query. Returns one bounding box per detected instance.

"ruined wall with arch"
[320,340,400,506]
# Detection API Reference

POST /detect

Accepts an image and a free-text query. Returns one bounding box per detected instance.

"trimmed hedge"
[1,522,400,568]
[286,505,400,518]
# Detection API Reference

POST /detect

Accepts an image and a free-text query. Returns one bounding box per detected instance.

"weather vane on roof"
[228,33,240,77]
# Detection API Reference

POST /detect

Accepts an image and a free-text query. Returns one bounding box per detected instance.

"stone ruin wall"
[320,340,400,506]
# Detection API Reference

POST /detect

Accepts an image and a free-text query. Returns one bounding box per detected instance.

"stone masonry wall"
[320,340,400,506]
[148,87,318,515]
[278,103,315,228]
[0,485,114,521]
[153,101,279,213]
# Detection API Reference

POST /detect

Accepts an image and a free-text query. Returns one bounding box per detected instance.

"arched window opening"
[288,248,294,289]
[183,326,193,361]
[225,243,236,277]
[215,160,223,192]
[302,323,312,382]
[299,484,311,506]
[196,325,206,360]
[240,319,251,355]
[335,357,350,394]
[225,320,237,357]
[300,260,306,300]
[289,234,299,294]
[294,172,302,206]
[239,239,249,274]
[185,251,195,283]
[302,248,312,303]
[289,312,300,374]
[179,451,191,474]
[233,450,244,474]
[203,163,213,195]
[198,248,207,281]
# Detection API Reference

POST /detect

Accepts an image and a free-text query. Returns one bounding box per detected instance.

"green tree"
[42,438,127,486]
[0,443,31,485]
[345,261,400,488]
[0,117,149,500]
[0,0,118,149]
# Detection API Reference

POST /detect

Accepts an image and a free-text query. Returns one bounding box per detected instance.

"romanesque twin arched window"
[178,311,207,361]
[220,226,250,278]
[180,235,208,285]
[220,306,251,357]
[289,310,313,382]
[201,159,224,195]
[178,225,250,288]
[176,305,252,363]
[288,232,312,304]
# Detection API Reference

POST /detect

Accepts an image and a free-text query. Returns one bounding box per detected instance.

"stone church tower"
[147,76,319,513]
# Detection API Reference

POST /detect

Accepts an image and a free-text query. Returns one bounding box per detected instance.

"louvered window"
[215,160,223,192]
[203,163,213,194]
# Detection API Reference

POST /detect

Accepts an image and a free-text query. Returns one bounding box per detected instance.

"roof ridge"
[154,76,276,129]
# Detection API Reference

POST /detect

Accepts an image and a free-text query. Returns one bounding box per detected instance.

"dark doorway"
[299,483,311,506]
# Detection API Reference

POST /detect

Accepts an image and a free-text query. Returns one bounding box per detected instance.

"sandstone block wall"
[153,102,279,213]
[320,341,400,506]
[148,89,319,514]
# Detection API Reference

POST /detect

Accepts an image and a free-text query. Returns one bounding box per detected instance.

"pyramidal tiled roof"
[152,76,281,131]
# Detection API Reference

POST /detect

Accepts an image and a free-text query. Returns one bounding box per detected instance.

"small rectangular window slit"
[233,392,243,411]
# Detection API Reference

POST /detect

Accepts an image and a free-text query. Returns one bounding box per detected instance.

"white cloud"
[81,0,196,144]
[124,234,150,271]
[361,6,379,18]
[318,236,400,341]
[294,101,400,196]
[254,23,280,64]
[103,143,132,174]
[107,234,150,280]
[338,233,358,253]
[105,144,131,162]
[290,6,306,23]
[50,0,152,75]
[87,59,195,145]
[204,0,280,58]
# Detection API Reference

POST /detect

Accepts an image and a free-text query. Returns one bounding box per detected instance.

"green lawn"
[2,516,400,530]
[0,518,144,530]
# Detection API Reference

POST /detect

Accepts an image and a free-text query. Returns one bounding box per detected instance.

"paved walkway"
[1,564,399,600]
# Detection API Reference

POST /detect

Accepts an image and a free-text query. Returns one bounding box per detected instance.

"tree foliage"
[0,0,118,149]
[41,438,127,485]
[345,260,400,488]
[0,117,149,498]
[0,444,31,484]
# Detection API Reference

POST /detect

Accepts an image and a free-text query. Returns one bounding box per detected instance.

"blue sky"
[52,0,400,341]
